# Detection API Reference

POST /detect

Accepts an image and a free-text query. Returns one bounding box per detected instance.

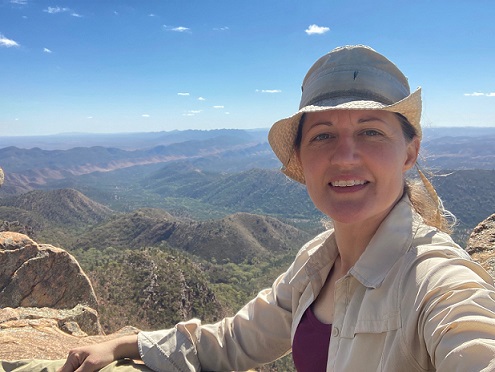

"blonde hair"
[405,168,456,234]
[394,113,456,234]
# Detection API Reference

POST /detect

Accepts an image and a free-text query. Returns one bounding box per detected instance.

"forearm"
[111,334,141,361]
[58,334,141,372]
[139,286,293,371]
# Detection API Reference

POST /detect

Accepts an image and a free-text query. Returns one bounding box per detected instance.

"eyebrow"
[307,117,382,129]
[357,115,386,124]
[305,113,389,132]
[306,121,334,129]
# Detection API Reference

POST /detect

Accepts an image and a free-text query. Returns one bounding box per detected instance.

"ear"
[403,136,420,172]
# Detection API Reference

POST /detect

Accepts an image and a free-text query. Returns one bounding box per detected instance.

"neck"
[331,192,406,270]
[332,213,388,272]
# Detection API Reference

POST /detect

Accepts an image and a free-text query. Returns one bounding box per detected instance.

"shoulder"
[402,217,494,291]
[412,215,466,256]
[398,223,495,371]
[279,229,336,291]
[294,229,334,261]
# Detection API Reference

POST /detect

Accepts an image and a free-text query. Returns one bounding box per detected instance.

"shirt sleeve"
[137,268,294,372]
[407,250,495,372]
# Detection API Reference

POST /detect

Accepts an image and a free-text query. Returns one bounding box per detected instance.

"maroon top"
[292,306,332,371]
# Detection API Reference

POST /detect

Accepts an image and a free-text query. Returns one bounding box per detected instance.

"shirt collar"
[288,230,338,293]
[289,194,418,292]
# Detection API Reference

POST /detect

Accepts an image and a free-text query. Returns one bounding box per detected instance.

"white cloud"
[164,25,191,33]
[173,26,190,32]
[44,6,69,13]
[0,34,19,47]
[177,92,190,96]
[213,105,224,109]
[10,0,27,4]
[148,13,156,17]
[43,47,52,53]
[198,97,206,101]
[256,89,282,93]
[213,26,229,31]
[464,92,492,97]
[44,6,81,17]
[142,114,150,118]
[87,116,93,119]
[305,24,330,35]
[183,110,202,116]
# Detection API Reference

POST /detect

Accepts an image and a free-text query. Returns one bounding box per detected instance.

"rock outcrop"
[467,213,495,277]
[0,232,98,310]
[1,305,100,337]
[0,231,117,361]
[0,318,138,360]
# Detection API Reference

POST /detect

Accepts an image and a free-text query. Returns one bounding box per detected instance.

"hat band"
[304,89,395,108]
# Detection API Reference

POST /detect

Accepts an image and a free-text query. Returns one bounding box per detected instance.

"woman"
[58,45,495,371]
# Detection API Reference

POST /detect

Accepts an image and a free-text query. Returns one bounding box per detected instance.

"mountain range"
[0,127,493,371]
[0,127,494,244]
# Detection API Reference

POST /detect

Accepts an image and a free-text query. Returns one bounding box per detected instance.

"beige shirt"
[138,196,495,371]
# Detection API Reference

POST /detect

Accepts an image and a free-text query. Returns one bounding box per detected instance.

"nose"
[330,135,359,167]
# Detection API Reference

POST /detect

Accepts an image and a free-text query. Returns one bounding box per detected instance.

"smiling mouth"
[330,180,367,187]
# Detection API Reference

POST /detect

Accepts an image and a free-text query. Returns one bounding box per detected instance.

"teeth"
[331,180,366,187]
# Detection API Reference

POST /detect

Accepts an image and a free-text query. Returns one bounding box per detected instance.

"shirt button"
[332,327,340,337]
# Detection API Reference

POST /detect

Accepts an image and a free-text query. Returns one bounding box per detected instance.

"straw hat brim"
[268,87,422,184]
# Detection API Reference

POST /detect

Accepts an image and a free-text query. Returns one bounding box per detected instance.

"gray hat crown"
[300,45,411,109]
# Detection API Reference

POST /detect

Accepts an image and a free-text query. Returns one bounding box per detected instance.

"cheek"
[378,143,410,172]
[300,152,328,185]
[372,149,408,188]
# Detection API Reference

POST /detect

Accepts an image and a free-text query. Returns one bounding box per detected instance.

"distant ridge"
[0,189,312,264]
[1,127,494,150]
[164,168,319,218]
[0,132,273,194]
[0,128,269,151]
[75,208,311,264]
[1,127,493,199]
[0,188,113,228]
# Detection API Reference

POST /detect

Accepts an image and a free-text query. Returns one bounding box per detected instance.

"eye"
[361,129,382,137]
[311,133,333,142]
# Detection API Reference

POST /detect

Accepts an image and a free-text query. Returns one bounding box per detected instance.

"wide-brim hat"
[268,45,422,184]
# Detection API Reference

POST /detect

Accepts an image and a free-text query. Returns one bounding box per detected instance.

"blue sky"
[1,0,494,136]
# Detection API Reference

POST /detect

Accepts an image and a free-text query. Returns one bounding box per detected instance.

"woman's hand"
[57,335,140,372]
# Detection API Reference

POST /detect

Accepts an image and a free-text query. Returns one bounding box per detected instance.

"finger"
[57,353,83,372]
[75,358,100,372]
[57,361,75,372]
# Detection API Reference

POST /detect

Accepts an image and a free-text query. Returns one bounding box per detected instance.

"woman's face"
[297,110,419,227]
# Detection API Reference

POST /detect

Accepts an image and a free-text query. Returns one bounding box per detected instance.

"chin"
[320,203,389,228]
